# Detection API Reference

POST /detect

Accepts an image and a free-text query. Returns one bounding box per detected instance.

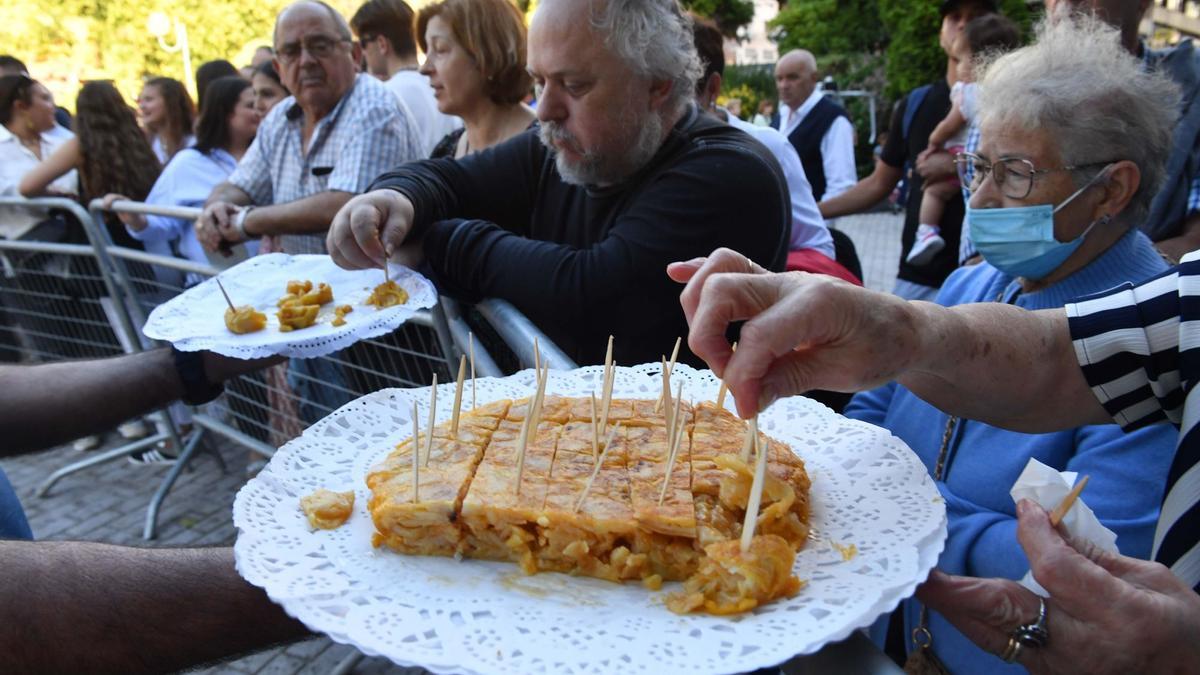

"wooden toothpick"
[468,332,477,409]
[716,341,737,410]
[450,355,466,436]
[410,400,420,503]
[590,392,599,459]
[423,374,437,467]
[515,366,548,495]
[660,356,672,428]
[740,426,768,552]
[658,391,688,506]
[533,336,541,374]
[215,278,236,312]
[666,380,683,459]
[599,337,616,434]
[575,423,622,512]
[1050,475,1091,527]
[655,337,682,412]
[740,415,757,462]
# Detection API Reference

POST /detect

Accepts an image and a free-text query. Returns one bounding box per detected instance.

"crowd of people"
[1,0,1199,672]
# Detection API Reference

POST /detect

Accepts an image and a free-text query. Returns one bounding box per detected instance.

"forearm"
[0,349,183,455]
[204,182,252,208]
[244,191,353,237]
[927,112,964,149]
[1155,212,1200,263]
[0,542,308,673]
[818,159,900,218]
[898,302,1109,431]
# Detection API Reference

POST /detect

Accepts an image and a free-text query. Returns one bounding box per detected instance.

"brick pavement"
[0,211,904,675]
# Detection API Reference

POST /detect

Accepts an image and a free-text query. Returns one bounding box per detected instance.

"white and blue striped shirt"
[228,73,422,254]
[1067,250,1200,589]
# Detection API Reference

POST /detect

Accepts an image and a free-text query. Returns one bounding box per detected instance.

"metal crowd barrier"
[0,196,568,540]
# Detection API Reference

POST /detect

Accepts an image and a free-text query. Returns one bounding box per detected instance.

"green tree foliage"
[772,0,1032,100]
[772,0,885,56]
[681,0,755,36]
[0,0,299,111]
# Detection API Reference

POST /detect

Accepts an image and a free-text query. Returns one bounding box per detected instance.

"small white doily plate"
[234,363,946,674]
[143,253,437,359]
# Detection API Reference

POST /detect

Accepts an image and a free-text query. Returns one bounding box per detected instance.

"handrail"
[0,195,142,351]
[100,199,201,221]
[474,298,578,370]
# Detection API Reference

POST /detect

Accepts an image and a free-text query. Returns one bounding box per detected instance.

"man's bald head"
[274,0,352,45]
[774,49,819,110]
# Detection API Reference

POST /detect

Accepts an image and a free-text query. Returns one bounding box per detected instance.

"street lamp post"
[147,12,194,95]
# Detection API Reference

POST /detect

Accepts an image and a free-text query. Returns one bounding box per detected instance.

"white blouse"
[0,124,77,240]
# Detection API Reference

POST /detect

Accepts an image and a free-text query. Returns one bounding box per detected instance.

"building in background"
[727,0,779,65]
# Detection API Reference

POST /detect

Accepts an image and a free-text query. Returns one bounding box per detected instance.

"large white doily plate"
[234,364,946,674]
[143,253,437,359]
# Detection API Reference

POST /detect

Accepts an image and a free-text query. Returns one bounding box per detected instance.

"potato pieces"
[300,488,355,530]
[366,280,408,309]
[224,305,267,334]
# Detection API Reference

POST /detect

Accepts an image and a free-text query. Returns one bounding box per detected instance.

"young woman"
[20,81,160,249]
[251,61,289,118]
[104,76,260,271]
[138,77,195,164]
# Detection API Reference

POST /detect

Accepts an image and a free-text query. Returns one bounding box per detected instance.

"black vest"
[778,97,850,201]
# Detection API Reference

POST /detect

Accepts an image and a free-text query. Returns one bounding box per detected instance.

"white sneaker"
[117,419,151,440]
[72,435,102,452]
[907,225,945,266]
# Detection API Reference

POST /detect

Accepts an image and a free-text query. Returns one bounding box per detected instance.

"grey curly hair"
[975,11,1179,226]
[578,0,703,114]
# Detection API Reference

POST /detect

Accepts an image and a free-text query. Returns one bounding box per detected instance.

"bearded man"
[326,0,788,366]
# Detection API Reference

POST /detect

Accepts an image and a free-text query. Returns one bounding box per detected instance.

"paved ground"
[0,212,905,674]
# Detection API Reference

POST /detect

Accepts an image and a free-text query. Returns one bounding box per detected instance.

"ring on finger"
[1014,598,1049,648]
[1001,636,1023,664]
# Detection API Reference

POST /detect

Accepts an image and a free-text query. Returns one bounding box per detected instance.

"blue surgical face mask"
[967,167,1112,280]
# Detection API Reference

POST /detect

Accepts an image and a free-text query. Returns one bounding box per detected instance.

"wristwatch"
[233,206,259,240]
[172,347,225,405]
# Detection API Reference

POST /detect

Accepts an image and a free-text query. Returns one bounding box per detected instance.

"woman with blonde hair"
[416,0,535,158]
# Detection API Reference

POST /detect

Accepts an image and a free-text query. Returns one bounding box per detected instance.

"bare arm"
[668,249,1110,432]
[1155,211,1200,264]
[926,100,966,150]
[0,348,273,456]
[0,542,309,673]
[18,137,79,197]
[818,158,903,219]
[204,181,253,209]
[243,190,354,238]
[897,300,1107,431]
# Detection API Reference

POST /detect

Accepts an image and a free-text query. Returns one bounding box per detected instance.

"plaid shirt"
[229,74,422,254]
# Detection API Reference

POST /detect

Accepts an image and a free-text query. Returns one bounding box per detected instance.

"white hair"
[975,11,1179,226]
[586,0,703,114]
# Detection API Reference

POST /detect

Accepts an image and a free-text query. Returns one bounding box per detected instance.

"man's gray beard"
[540,111,665,187]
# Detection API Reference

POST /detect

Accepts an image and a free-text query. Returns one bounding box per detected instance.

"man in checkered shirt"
[196,0,422,255]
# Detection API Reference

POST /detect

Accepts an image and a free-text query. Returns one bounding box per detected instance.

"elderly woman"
[416,0,534,159]
[841,15,1180,674]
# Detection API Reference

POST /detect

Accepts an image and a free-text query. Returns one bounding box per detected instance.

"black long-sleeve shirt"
[371,106,789,367]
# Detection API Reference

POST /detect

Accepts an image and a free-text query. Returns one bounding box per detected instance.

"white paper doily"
[234,364,947,674]
[143,253,437,359]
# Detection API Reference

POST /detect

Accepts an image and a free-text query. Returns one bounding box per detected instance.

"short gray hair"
[587,0,703,114]
[275,1,353,45]
[975,12,1179,226]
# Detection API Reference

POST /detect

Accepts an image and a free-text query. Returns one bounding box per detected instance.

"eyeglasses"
[954,151,1113,200]
[276,36,351,65]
